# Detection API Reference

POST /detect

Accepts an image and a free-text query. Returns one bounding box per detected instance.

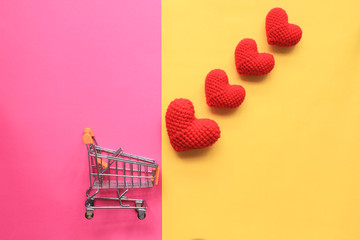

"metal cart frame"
[83,128,159,220]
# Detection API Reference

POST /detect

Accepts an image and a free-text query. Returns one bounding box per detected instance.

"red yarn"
[165,98,221,152]
[266,8,302,47]
[235,38,275,76]
[205,69,246,108]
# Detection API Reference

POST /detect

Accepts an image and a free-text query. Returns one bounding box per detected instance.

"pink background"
[0,1,161,239]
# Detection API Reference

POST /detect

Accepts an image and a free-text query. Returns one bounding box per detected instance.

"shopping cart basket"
[82,128,160,220]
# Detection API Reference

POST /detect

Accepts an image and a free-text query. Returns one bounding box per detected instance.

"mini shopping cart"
[82,128,160,220]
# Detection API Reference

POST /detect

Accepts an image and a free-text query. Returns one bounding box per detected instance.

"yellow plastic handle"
[97,158,108,169]
[82,133,94,145]
[83,128,95,137]
[154,167,160,185]
[83,128,95,144]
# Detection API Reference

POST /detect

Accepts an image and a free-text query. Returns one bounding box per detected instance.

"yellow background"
[162,0,360,239]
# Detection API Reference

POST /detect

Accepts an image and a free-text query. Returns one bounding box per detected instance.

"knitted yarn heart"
[205,69,246,108]
[165,98,221,152]
[266,8,302,47]
[235,38,275,76]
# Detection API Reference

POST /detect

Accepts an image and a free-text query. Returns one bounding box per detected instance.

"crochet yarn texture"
[165,98,221,152]
[205,69,246,108]
[266,8,302,47]
[235,38,275,76]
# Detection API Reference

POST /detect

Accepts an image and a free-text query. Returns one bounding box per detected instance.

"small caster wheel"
[85,199,94,207]
[137,211,146,220]
[85,211,94,220]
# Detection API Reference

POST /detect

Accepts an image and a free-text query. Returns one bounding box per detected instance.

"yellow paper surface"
[162,1,360,239]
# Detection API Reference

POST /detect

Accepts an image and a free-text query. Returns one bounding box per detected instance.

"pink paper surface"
[0,1,161,239]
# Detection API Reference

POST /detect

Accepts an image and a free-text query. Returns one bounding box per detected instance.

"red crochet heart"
[205,69,246,108]
[235,38,275,76]
[165,98,221,152]
[266,8,302,47]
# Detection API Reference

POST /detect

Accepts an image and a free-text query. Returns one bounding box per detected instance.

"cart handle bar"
[153,167,160,185]
[83,128,95,144]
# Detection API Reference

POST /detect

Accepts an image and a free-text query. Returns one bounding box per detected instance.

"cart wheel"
[85,199,94,207]
[137,211,146,220]
[85,211,94,220]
